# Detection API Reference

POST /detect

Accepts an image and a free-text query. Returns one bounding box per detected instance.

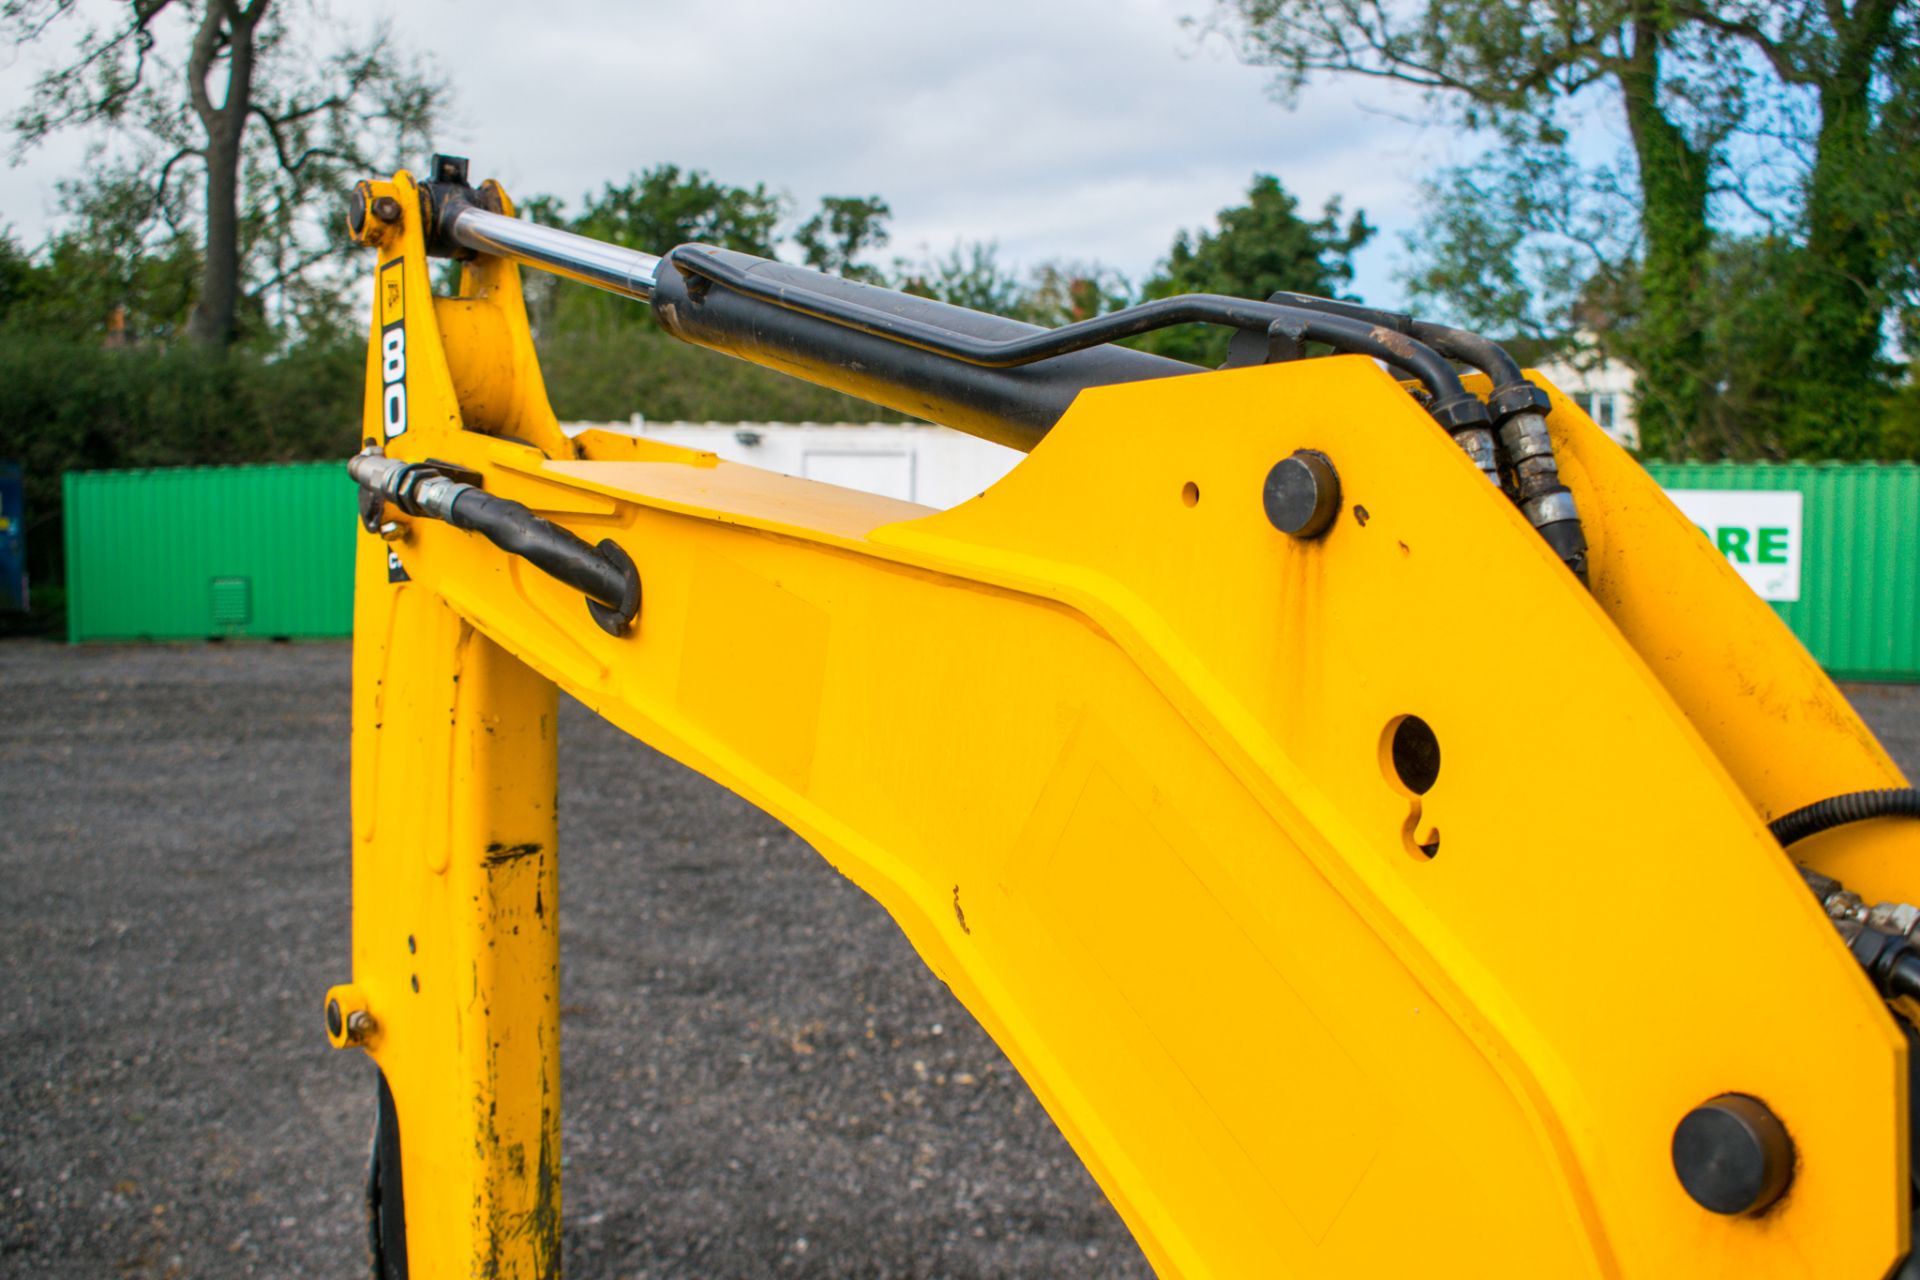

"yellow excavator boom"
[324,159,1920,1278]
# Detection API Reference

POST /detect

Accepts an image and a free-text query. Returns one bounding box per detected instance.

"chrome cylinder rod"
[444,205,661,302]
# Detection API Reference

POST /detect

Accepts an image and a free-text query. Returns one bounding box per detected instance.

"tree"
[1400,149,1614,350]
[1210,0,1733,452]
[0,233,33,319]
[568,164,782,258]
[27,172,203,340]
[1211,0,1919,457]
[528,166,784,336]
[895,240,1028,315]
[1884,46,1920,351]
[1675,1,1920,456]
[1019,260,1132,326]
[1137,173,1372,365]
[5,0,445,346]
[795,194,891,283]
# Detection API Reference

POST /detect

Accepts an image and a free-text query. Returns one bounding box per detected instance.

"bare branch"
[255,93,349,130]
[248,105,354,175]
[245,241,340,297]
[1671,4,1812,84]
[9,0,440,340]
[2,0,84,44]
[8,0,175,150]
[1219,0,1631,119]
[1712,172,1787,234]
[151,142,202,206]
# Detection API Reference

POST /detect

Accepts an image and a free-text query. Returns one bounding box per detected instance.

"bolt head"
[1263,450,1341,539]
[1672,1094,1793,1215]
[371,196,403,225]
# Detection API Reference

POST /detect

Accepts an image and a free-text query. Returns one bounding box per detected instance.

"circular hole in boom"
[1386,714,1441,796]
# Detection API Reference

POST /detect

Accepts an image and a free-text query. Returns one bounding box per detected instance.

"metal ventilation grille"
[209,576,252,628]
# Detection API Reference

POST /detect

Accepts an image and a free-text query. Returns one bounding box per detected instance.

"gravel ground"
[0,641,1149,1279]
[2,641,1917,1279]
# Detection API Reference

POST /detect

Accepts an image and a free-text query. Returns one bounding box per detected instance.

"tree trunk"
[1784,0,1900,457]
[1617,9,1713,457]
[189,126,243,345]
[185,1,263,348]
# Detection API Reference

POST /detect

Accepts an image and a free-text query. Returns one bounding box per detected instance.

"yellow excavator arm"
[324,157,1920,1278]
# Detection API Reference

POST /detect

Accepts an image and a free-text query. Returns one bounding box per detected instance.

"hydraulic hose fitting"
[348,449,641,636]
[1497,407,1590,582]
[1486,378,1552,428]
[1481,376,1589,582]
[1836,917,1920,1004]
[1798,867,1920,1003]
[348,450,473,525]
[1428,392,1502,487]
[1391,317,1591,584]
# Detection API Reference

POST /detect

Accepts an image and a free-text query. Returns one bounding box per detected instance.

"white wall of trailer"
[565,382,1642,519]
[562,419,1026,511]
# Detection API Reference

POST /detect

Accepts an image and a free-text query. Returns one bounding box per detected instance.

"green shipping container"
[60,458,1919,679]
[1645,461,1920,682]
[64,462,355,642]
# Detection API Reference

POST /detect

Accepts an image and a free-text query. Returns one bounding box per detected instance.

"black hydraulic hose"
[1217,290,1527,491]
[443,488,631,611]
[1250,293,1529,389]
[1770,788,1920,847]
[666,245,1478,414]
[1409,321,1526,386]
[1283,298,1590,582]
[1262,291,1414,333]
[348,451,641,635]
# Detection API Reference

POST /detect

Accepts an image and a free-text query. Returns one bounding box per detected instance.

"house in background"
[1530,348,1640,451]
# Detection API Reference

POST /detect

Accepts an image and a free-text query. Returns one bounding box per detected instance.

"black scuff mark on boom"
[484,842,544,866]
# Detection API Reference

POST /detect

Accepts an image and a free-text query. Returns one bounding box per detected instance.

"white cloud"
[0,0,1448,305]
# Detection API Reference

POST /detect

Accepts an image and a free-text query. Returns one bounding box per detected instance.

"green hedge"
[537,324,879,423]
[0,324,891,597]
[0,336,364,589]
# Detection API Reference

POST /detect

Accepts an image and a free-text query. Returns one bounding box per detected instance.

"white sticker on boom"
[378,258,407,439]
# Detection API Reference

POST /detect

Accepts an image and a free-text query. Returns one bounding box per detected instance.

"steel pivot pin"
[1263,449,1341,539]
[1671,1093,1794,1215]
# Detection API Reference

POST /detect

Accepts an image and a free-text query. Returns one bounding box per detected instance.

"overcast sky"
[0,0,1481,308]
